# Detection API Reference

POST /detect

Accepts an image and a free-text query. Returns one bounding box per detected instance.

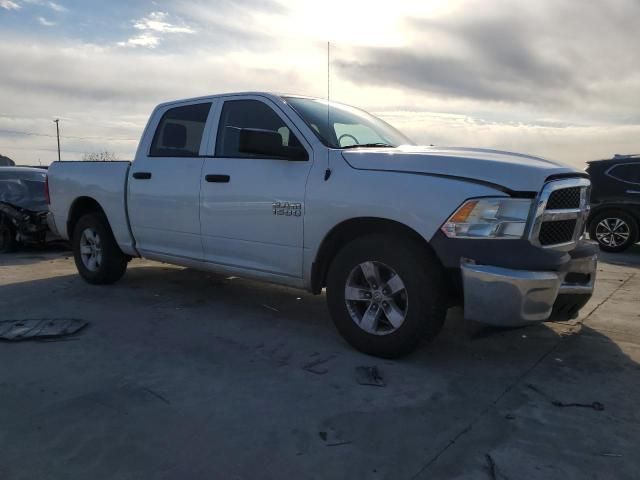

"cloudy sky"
[1,0,639,167]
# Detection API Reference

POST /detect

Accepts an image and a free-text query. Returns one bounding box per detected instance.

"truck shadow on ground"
[0,241,70,266]
[597,243,640,267]
[0,262,633,367]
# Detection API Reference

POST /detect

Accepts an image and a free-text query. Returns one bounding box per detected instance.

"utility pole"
[53,119,61,161]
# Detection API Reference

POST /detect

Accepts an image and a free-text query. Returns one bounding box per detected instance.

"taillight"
[45,175,50,205]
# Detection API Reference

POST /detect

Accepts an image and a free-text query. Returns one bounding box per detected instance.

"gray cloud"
[336,0,640,118]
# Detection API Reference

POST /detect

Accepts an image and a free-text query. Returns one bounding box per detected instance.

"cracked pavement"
[0,247,639,479]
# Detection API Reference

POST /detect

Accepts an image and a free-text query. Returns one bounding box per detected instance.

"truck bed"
[47,161,137,255]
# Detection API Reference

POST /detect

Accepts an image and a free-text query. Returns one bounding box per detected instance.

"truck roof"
[154,92,317,109]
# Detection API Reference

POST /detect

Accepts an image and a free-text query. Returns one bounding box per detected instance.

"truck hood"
[341,146,584,193]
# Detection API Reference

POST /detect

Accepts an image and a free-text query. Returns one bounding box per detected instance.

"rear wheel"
[72,213,128,284]
[589,210,638,252]
[326,234,447,358]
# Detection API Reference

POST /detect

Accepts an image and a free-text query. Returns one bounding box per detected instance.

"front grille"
[529,178,590,249]
[547,187,581,209]
[539,219,578,245]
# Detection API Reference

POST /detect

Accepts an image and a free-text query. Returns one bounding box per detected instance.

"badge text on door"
[272,201,302,216]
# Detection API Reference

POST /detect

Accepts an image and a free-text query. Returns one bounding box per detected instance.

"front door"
[199,97,313,278]
[128,101,213,260]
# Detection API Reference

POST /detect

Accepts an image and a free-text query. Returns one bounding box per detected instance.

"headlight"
[441,197,533,239]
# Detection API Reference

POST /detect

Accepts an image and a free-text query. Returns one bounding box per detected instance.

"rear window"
[149,103,211,157]
[608,163,640,185]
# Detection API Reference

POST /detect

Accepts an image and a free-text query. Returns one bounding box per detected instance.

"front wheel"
[589,210,638,252]
[326,234,447,358]
[72,213,128,284]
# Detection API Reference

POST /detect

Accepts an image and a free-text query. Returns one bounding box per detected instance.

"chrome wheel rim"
[344,261,408,336]
[79,227,102,272]
[595,218,630,248]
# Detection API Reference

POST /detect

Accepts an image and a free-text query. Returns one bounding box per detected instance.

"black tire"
[0,217,17,253]
[72,213,128,284]
[549,293,591,321]
[326,233,447,358]
[589,210,639,252]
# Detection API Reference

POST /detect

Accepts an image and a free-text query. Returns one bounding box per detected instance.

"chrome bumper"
[461,250,597,326]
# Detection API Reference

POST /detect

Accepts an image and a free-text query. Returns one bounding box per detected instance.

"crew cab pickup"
[47,92,597,357]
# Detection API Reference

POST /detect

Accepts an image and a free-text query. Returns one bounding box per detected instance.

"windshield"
[283,97,413,149]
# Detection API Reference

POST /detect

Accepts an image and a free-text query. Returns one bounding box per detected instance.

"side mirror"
[238,128,308,161]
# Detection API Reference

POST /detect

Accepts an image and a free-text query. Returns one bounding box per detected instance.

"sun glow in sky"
[0,0,639,166]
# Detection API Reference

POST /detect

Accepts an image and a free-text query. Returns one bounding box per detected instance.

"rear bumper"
[461,241,597,326]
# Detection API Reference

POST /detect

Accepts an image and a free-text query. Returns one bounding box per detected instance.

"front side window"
[149,103,211,157]
[284,96,413,149]
[215,99,302,158]
[608,164,640,185]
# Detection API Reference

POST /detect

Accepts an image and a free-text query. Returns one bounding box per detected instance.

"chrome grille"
[529,178,591,250]
[547,187,581,209]
[539,219,578,245]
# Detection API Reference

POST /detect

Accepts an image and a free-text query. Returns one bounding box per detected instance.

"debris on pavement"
[552,400,605,411]
[355,366,385,387]
[302,356,334,375]
[326,441,352,447]
[261,304,279,312]
[526,384,605,411]
[0,318,87,341]
[484,453,499,480]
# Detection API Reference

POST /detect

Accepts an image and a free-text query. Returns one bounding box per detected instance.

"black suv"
[586,155,640,252]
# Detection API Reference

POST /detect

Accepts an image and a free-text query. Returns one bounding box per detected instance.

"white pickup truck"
[47,92,597,357]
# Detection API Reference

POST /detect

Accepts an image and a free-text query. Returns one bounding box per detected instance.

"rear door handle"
[626,189,640,194]
[132,172,152,180]
[205,174,230,183]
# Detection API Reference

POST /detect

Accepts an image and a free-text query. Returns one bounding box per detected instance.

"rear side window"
[149,103,211,157]
[608,164,640,185]
[215,99,302,158]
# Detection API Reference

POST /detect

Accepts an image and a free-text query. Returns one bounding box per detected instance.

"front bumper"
[461,241,597,326]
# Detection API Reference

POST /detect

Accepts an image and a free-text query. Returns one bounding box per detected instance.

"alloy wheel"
[344,260,409,335]
[79,227,102,272]
[595,217,630,248]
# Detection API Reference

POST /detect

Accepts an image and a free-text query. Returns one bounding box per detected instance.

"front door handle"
[205,174,230,183]
[132,172,152,180]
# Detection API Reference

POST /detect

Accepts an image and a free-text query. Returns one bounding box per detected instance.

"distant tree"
[82,151,118,161]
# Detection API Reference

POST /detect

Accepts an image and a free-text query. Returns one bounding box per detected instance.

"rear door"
[128,101,215,260]
[199,96,313,278]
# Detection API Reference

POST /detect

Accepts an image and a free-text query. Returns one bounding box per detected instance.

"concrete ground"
[0,246,639,480]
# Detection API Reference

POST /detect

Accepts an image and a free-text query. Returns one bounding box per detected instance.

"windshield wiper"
[341,143,395,149]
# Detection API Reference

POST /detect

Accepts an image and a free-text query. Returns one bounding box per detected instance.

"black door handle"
[205,174,230,183]
[133,172,152,180]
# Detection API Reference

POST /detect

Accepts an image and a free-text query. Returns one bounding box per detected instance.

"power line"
[0,128,138,141]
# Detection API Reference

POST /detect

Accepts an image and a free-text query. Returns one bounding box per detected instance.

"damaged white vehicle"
[47,93,597,357]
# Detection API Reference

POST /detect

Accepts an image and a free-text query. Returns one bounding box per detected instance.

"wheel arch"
[587,205,640,230]
[310,217,446,294]
[67,197,107,239]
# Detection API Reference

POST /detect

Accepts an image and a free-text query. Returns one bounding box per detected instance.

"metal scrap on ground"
[0,318,87,341]
[527,383,605,411]
[355,366,385,387]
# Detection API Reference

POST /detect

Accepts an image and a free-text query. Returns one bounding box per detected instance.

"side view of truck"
[47,92,597,358]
